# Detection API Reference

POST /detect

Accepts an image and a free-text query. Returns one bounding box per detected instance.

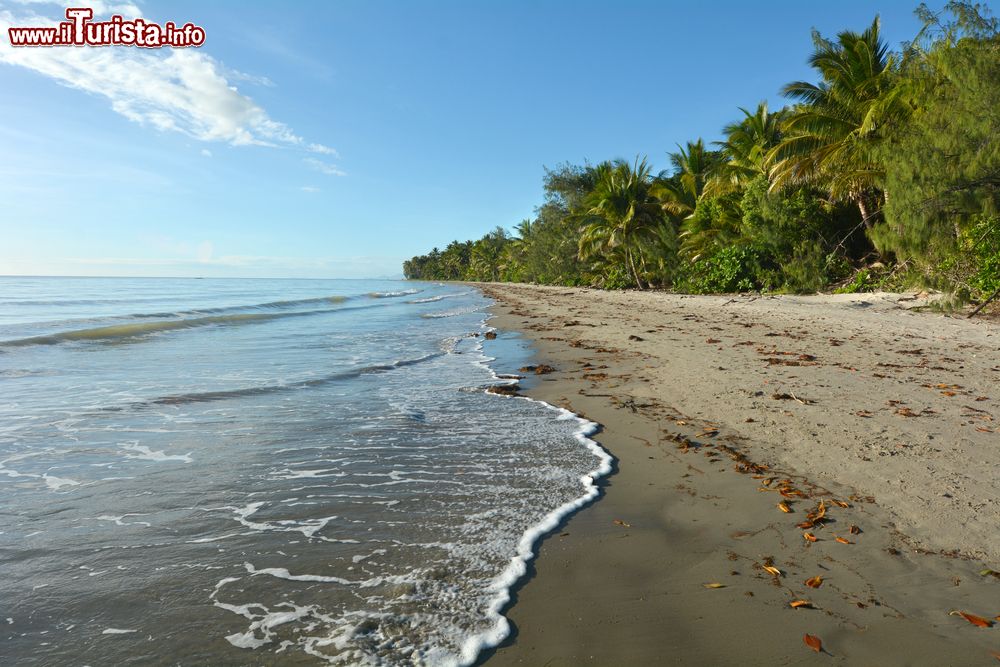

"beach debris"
[950,611,994,628]
[894,406,920,417]
[702,582,726,589]
[990,650,1000,662]
[790,600,815,609]
[778,501,793,513]
[613,519,632,528]
[628,334,644,341]
[835,536,853,545]
[771,392,814,404]
[849,524,862,535]
[831,499,850,508]
[803,634,823,653]
[805,501,826,524]
[706,338,721,344]
[519,364,555,375]
[762,565,782,577]
[980,569,1000,579]
[484,331,497,340]
[805,576,823,588]
[803,532,818,542]
[486,383,519,396]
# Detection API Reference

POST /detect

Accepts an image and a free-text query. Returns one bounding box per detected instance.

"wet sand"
[478,284,1000,666]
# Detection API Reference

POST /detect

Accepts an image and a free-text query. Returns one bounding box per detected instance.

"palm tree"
[708,102,786,195]
[578,157,664,289]
[768,17,908,226]
[652,139,716,220]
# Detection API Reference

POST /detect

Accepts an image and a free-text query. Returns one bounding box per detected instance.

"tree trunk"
[627,246,645,290]
[857,196,872,229]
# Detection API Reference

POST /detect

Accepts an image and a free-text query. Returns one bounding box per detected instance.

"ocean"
[0,277,611,666]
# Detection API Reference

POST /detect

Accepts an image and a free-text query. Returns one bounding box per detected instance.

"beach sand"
[477,284,999,666]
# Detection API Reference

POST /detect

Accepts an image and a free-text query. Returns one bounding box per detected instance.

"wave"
[136,353,444,407]
[0,301,383,348]
[407,290,472,304]
[421,306,483,319]
[368,289,421,299]
[131,295,349,319]
[0,310,329,347]
[456,316,615,666]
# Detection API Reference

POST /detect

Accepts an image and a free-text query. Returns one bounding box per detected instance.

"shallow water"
[0,277,609,666]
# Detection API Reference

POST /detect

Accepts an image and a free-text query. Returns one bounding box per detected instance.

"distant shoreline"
[478,283,999,665]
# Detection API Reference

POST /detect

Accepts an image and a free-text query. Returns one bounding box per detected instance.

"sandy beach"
[478,283,1000,666]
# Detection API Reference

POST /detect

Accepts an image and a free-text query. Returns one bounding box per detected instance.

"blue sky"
[0,1,941,278]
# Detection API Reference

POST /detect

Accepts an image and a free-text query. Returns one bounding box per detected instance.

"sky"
[0,0,947,278]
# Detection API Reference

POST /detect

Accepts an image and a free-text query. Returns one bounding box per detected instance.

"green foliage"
[404,4,999,302]
[876,3,1000,294]
[677,245,763,294]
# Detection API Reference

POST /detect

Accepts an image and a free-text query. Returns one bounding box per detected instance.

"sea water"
[0,277,610,666]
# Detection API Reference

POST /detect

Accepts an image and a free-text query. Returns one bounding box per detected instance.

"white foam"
[243,562,354,585]
[101,628,137,635]
[120,442,193,463]
[43,474,80,490]
[454,310,614,666]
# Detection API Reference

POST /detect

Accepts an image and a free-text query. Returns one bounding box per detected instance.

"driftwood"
[968,287,1000,319]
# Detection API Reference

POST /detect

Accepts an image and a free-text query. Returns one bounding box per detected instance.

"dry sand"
[475,284,1000,666]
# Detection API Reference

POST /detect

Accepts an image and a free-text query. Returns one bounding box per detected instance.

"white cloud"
[200,148,212,157]
[304,157,346,176]
[0,5,336,154]
[299,185,320,193]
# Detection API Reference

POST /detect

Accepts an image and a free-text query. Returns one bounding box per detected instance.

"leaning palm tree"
[767,17,908,226]
[707,102,786,196]
[577,157,664,289]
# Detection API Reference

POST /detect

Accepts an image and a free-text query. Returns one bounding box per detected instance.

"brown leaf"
[790,600,814,609]
[835,536,853,545]
[702,582,726,589]
[849,524,862,535]
[797,520,815,529]
[991,650,1000,662]
[778,501,792,513]
[762,565,782,577]
[805,576,823,588]
[950,611,994,628]
[613,519,631,528]
[831,499,850,508]
[803,634,822,653]
[803,532,818,542]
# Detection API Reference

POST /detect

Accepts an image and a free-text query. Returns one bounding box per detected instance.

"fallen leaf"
[797,520,815,529]
[703,582,726,589]
[613,519,631,528]
[950,611,994,628]
[763,565,782,577]
[805,576,823,588]
[803,532,818,542]
[803,634,822,653]
[981,569,1000,578]
[991,650,1000,662]
[778,501,792,513]
[831,499,850,508]
[835,536,853,545]
[849,524,862,535]
[790,600,815,609]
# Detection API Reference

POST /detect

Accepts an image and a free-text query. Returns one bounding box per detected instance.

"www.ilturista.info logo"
[7,8,205,48]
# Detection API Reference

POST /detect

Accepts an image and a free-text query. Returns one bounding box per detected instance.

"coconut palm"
[768,17,908,226]
[652,139,716,220]
[708,102,786,196]
[578,157,664,289]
